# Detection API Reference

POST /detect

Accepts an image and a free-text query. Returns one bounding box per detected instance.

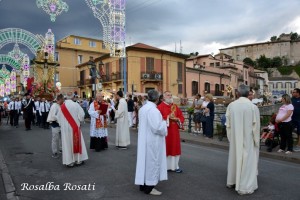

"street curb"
[181,137,300,164]
[0,150,19,200]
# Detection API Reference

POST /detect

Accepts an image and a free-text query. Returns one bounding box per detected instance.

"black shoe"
[75,161,85,166]
[139,185,145,191]
[175,168,183,173]
[66,163,75,168]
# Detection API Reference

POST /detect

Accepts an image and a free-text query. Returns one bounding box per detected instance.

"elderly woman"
[276,94,294,154]
[202,94,215,139]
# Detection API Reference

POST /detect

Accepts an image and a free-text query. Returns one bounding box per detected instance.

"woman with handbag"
[275,94,294,154]
[202,94,215,139]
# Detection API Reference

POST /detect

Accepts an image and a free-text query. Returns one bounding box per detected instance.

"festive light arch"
[0,54,21,70]
[85,0,126,57]
[0,28,44,55]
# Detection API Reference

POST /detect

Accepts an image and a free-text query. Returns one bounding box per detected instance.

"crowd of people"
[1,86,299,197]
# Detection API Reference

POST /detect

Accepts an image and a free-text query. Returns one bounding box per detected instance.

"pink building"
[185,53,258,98]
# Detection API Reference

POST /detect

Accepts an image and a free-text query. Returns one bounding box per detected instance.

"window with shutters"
[178,84,183,94]
[221,84,225,91]
[205,82,210,93]
[80,70,85,81]
[192,81,198,95]
[146,57,154,73]
[215,84,220,93]
[177,62,183,81]
[105,63,110,76]
[119,58,124,79]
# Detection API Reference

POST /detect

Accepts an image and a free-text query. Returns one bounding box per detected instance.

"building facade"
[76,43,189,98]
[55,35,109,93]
[220,34,300,65]
[268,77,298,98]
[185,53,261,98]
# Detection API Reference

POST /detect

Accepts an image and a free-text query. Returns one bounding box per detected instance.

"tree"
[271,56,283,68]
[290,32,299,41]
[270,36,277,42]
[256,55,271,69]
[243,57,255,66]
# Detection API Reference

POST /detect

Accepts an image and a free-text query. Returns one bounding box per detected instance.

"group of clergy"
[135,85,261,196]
[45,85,260,196]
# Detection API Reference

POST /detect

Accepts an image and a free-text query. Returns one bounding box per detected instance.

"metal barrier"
[180,104,282,133]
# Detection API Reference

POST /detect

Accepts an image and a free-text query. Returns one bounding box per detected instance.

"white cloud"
[285,16,300,33]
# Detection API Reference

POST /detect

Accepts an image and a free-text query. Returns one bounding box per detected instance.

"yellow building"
[55,35,109,93]
[76,43,189,98]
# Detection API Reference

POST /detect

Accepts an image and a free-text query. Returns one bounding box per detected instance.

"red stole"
[61,103,82,154]
[93,101,107,128]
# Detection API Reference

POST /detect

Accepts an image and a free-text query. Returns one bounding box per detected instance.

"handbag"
[200,114,207,122]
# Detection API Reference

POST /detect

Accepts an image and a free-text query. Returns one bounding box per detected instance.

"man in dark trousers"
[127,94,134,127]
[22,93,36,131]
[8,97,20,128]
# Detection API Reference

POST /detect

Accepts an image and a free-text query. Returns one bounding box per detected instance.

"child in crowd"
[261,122,275,142]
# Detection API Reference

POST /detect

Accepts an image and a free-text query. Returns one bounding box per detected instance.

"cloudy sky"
[1,0,300,57]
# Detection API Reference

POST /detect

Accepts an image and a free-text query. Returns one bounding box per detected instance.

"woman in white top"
[275,94,294,154]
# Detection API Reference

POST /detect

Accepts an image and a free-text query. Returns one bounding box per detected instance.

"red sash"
[61,103,82,154]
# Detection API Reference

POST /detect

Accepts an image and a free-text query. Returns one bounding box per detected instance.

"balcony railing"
[111,72,124,81]
[84,79,95,85]
[77,80,84,87]
[140,72,163,81]
[101,75,111,82]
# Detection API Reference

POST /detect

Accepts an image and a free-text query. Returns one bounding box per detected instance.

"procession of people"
[2,86,300,196]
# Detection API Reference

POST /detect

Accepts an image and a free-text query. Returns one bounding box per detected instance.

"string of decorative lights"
[85,0,126,57]
[36,0,69,22]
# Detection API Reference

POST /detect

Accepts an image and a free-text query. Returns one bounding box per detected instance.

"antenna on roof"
[175,42,177,53]
[180,40,182,53]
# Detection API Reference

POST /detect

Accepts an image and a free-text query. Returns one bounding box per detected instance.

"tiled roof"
[129,43,163,51]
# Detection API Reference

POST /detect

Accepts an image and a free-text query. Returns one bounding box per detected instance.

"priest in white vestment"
[88,92,109,151]
[135,90,168,196]
[56,93,88,167]
[226,84,260,195]
[111,91,130,149]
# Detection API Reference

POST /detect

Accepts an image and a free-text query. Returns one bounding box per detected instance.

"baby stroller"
[261,114,280,152]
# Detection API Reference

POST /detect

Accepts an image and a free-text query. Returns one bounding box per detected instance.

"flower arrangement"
[32,82,60,96]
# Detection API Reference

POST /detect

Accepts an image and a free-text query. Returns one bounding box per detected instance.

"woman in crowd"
[276,94,294,154]
[202,94,215,139]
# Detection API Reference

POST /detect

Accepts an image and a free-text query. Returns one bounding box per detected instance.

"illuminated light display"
[85,0,126,57]
[8,43,25,62]
[22,55,30,88]
[36,0,69,22]
[10,69,16,92]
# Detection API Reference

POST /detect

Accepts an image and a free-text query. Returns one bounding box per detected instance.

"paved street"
[0,119,300,200]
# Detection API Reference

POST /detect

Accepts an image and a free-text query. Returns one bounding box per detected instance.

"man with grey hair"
[135,89,168,196]
[226,84,260,195]
[157,91,185,173]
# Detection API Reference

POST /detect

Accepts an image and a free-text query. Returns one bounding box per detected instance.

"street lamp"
[87,56,104,97]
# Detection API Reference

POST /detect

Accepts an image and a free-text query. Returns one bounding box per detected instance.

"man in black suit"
[22,93,36,131]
